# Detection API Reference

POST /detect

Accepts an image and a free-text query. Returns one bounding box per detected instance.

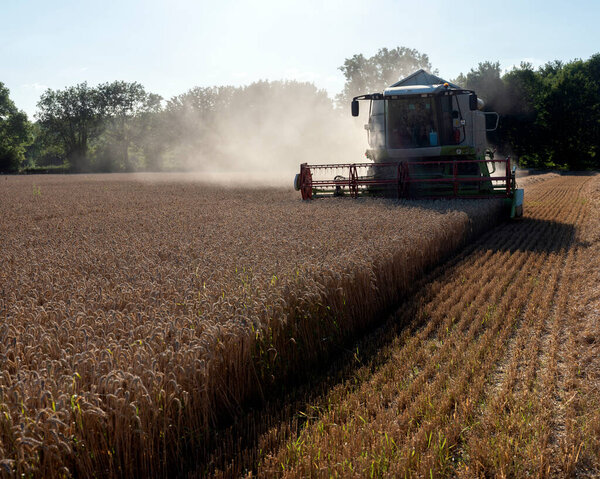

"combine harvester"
[295,70,524,217]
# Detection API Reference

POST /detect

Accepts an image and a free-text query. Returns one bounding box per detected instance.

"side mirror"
[484,112,500,131]
[469,94,478,111]
[351,100,359,117]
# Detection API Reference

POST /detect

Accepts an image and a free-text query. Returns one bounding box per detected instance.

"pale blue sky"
[2,0,598,118]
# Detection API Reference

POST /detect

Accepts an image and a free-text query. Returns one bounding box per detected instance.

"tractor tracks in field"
[248,173,599,478]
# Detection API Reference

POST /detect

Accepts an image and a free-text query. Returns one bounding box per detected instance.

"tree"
[0,82,31,172]
[35,82,164,172]
[499,63,544,164]
[36,83,102,171]
[537,56,600,169]
[337,47,435,107]
[455,55,600,169]
[25,122,66,167]
[94,81,162,171]
[454,61,505,109]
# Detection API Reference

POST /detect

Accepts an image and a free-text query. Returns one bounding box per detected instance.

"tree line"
[3,80,361,174]
[455,56,600,170]
[1,48,598,173]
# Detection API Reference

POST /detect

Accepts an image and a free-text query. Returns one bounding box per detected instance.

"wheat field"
[0,173,505,477]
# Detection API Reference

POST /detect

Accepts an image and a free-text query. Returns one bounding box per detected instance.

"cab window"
[386,97,438,149]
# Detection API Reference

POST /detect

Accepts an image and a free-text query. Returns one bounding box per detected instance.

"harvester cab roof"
[295,69,523,218]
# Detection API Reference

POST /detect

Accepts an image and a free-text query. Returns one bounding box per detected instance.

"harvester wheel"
[300,167,313,200]
[334,175,345,196]
[349,165,359,198]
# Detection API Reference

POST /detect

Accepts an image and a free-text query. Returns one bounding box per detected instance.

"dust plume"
[160,80,368,186]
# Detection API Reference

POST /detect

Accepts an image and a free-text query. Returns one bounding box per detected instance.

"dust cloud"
[154,81,369,187]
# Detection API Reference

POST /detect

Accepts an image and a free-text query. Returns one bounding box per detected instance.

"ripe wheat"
[0,173,503,477]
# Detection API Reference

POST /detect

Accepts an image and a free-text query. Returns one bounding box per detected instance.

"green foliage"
[36,83,102,171]
[36,81,163,172]
[21,165,71,174]
[25,122,66,167]
[537,55,600,169]
[453,61,505,108]
[93,81,163,171]
[457,55,600,170]
[337,46,434,107]
[496,64,542,162]
[0,82,32,172]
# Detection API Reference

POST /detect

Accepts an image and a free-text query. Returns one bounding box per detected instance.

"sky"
[2,0,599,118]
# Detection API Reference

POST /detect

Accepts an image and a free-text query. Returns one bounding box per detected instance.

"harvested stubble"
[0,173,502,477]
[258,173,600,478]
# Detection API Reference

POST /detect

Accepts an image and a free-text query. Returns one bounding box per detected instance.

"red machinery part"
[299,163,313,200]
[349,164,359,198]
[297,158,514,200]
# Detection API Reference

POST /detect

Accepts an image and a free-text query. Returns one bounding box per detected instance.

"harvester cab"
[295,69,524,218]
